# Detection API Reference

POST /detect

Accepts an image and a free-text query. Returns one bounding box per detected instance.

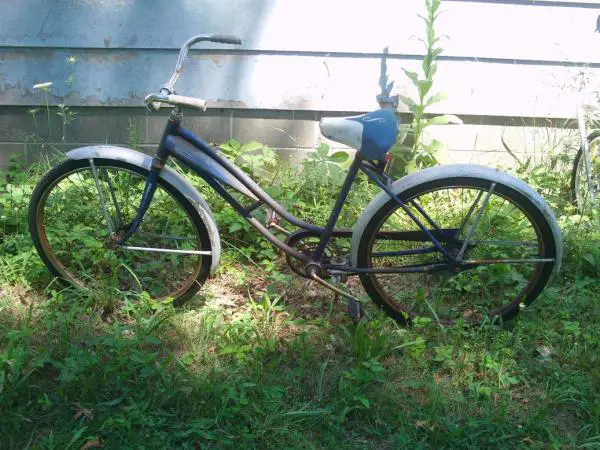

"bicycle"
[570,100,600,216]
[29,34,563,325]
[571,130,600,212]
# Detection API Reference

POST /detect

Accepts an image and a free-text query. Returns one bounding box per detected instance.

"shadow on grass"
[1,275,600,449]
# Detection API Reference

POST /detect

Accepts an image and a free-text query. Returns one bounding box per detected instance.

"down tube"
[175,127,322,233]
[166,144,313,264]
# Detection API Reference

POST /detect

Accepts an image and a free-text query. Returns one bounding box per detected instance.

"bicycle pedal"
[347,297,364,324]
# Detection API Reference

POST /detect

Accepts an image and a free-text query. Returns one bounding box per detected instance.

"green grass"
[1,156,600,449]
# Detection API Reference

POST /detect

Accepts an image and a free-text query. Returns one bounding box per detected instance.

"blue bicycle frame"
[117,109,457,275]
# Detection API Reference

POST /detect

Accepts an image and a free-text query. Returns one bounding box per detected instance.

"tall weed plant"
[388,0,462,176]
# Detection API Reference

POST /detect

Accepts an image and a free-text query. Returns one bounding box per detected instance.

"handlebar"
[208,35,243,45]
[163,34,242,95]
[146,34,242,112]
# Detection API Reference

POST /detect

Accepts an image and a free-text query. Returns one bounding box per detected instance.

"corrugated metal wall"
[1,0,600,167]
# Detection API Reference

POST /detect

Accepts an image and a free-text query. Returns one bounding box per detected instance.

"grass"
[1,154,600,449]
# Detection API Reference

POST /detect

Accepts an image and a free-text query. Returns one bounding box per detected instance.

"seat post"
[313,154,364,259]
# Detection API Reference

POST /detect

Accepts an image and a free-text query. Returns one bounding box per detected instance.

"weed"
[1,148,600,447]
[388,0,463,176]
[126,117,143,150]
[56,104,78,142]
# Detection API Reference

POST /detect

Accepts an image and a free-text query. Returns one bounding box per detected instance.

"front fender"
[67,145,221,274]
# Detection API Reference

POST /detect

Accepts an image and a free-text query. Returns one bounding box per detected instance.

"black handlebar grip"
[210,35,243,45]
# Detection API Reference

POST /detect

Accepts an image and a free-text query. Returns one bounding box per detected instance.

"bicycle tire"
[570,130,600,209]
[357,175,559,325]
[29,158,213,304]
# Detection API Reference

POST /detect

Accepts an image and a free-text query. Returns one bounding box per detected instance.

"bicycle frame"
[116,109,455,274]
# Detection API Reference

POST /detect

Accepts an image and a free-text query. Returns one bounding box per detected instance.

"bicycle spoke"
[473,240,538,247]
[119,245,211,255]
[88,159,115,236]
[457,189,483,238]
[102,168,123,228]
[463,258,554,265]
[457,183,495,260]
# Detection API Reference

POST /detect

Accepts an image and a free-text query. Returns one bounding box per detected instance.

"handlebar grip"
[144,93,207,111]
[167,95,207,111]
[210,34,242,45]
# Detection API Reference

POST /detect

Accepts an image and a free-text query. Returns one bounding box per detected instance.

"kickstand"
[324,270,365,324]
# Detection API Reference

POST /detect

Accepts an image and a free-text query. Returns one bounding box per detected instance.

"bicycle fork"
[117,110,181,246]
[86,151,164,246]
[116,157,164,245]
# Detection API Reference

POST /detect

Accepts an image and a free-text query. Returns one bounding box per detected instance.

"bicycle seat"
[319,109,399,160]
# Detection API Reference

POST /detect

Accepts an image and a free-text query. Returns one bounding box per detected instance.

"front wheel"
[29,158,213,304]
[357,175,559,325]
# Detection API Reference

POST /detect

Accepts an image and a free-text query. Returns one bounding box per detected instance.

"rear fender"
[350,164,562,279]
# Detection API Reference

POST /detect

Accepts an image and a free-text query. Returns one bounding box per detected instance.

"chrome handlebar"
[145,93,207,112]
[146,34,242,112]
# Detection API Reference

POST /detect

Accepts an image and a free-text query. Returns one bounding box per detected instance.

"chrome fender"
[67,145,221,274]
[350,164,562,278]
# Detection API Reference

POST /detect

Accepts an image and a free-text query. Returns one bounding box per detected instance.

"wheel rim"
[35,163,206,300]
[364,182,549,324]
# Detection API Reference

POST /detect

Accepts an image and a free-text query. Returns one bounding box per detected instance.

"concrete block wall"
[1,0,598,169]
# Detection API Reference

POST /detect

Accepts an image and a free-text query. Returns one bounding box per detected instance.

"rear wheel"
[357,177,558,325]
[29,158,212,304]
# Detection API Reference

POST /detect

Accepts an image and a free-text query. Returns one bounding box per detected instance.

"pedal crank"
[328,255,362,321]
[306,265,366,323]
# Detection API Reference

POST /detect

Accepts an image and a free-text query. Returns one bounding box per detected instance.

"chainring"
[284,231,330,278]
[284,229,353,278]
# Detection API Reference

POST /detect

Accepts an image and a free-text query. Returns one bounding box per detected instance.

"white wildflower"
[33,82,53,90]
